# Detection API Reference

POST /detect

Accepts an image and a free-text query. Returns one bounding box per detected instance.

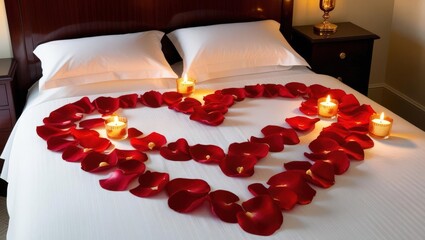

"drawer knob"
[339,52,346,60]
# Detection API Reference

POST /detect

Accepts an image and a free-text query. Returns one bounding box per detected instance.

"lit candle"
[369,112,393,139]
[176,74,196,95]
[105,115,128,139]
[317,95,339,118]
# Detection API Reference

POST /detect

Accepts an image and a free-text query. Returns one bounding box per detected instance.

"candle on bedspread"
[105,115,128,139]
[317,95,338,118]
[176,74,196,95]
[369,112,393,139]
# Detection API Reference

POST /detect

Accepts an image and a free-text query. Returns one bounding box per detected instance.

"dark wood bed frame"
[5,0,295,114]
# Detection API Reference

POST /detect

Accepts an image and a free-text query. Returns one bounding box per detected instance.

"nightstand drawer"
[0,109,13,129]
[0,84,8,106]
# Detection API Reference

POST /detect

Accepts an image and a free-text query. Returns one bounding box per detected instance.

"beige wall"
[0,0,12,58]
[386,0,425,107]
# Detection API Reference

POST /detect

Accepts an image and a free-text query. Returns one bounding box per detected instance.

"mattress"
[2,67,425,240]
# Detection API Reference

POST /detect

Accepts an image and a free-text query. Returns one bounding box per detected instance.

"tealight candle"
[176,74,196,95]
[105,115,128,139]
[369,112,393,139]
[317,95,339,118]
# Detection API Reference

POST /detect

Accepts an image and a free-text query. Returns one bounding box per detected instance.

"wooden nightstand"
[0,58,17,154]
[291,22,379,95]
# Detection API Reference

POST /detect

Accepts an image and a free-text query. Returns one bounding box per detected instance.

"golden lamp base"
[314,22,338,35]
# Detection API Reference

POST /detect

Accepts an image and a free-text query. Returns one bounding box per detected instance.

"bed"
[2,0,425,239]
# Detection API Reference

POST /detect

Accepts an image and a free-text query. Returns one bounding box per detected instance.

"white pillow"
[34,31,178,90]
[167,20,308,82]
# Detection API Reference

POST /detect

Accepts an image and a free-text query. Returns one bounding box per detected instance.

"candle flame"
[113,115,119,123]
[326,95,331,103]
[380,112,385,120]
[183,74,188,83]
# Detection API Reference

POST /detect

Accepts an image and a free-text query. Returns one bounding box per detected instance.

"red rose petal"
[325,150,350,175]
[201,103,228,114]
[203,93,235,107]
[162,91,183,106]
[250,135,284,152]
[228,142,269,160]
[81,151,118,173]
[166,178,211,213]
[307,84,330,99]
[267,170,316,204]
[318,131,346,146]
[127,127,143,138]
[118,159,146,175]
[218,87,246,101]
[285,82,307,97]
[278,85,296,98]
[308,137,340,153]
[219,155,257,177]
[130,171,170,197]
[70,128,99,140]
[338,94,360,113]
[262,84,281,98]
[345,132,374,149]
[284,161,312,171]
[36,125,72,141]
[170,97,202,114]
[62,145,88,162]
[209,190,243,223]
[285,116,320,132]
[99,170,139,191]
[140,90,163,108]
[268,187,298,210]
[306,160,335,188]
[237,195,283,236]
[93,96,120,114]
[189,144,225,164]
[72,97,95,114]
[261,125,300,145]
[304,152,328,161]
[79,118,105,129]
[341,141,365,160]
[244,84,264,98]
[47,137,78,152]
[119,93,139,108]
[115,149,148,162]
[130,132,167,151]
[248,183,269,196]
[78,135,112,152]
[299,99,318,116]
[327,89,347,102]
[160,138,192,161]
[190,108,225,126]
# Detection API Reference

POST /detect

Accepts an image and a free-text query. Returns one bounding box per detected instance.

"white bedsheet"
[2,67,425,240]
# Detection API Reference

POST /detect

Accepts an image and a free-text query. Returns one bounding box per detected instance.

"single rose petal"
[203,93,235,107]
[70,128,99,140]
[278,85,296,98]
[128,127,143,138]
[261,125,300,145]
[228,142,269,160]
[284,161,312,171]
[140,90,163,108]
[170,97,202,114]
[304,152,328,161]
[99,169,139,191]
[72,96,95,114]
[81,151,118,172]
[79,118,105,129]
[308,137,340,154]
[190,108,225,126]
[62,145,88,162]
[307,84,330,99]
[341,141,365,160]
[267,170,316,204]
[338,94,360,113]
[306,160,335,188]
[115,149,148,162]
[130,132,167,151]
[44,104,82,128]
[162,91,183,106]
[47,137,78,152]
[219,155,257,177]
[237,195,283,236]
[285,82,307,97]
[250,135,284,152]
[218,87,246,101]
[119,93,139,108]
[327,89,347,102]
[345,132,374,149]
[166,178,211,213]
[262,84,281,98]
[201,103,228,114]
[318,130,347,146]
[299,99,318,116]
[160,138,192,161]
[130,171,170,197]
[244,84,264,98]
[36,125,72,141]
[325,150,350,175]
[248,183,269,196]
[285,116,320,132]
[93,96,120,114]
[189,144,225,164]
[118,159,146,175]
[209,190,243,223]
[78,135,111,152]
[268,187,298,210]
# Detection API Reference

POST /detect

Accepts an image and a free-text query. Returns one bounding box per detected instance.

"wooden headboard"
[5,0,294,114]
